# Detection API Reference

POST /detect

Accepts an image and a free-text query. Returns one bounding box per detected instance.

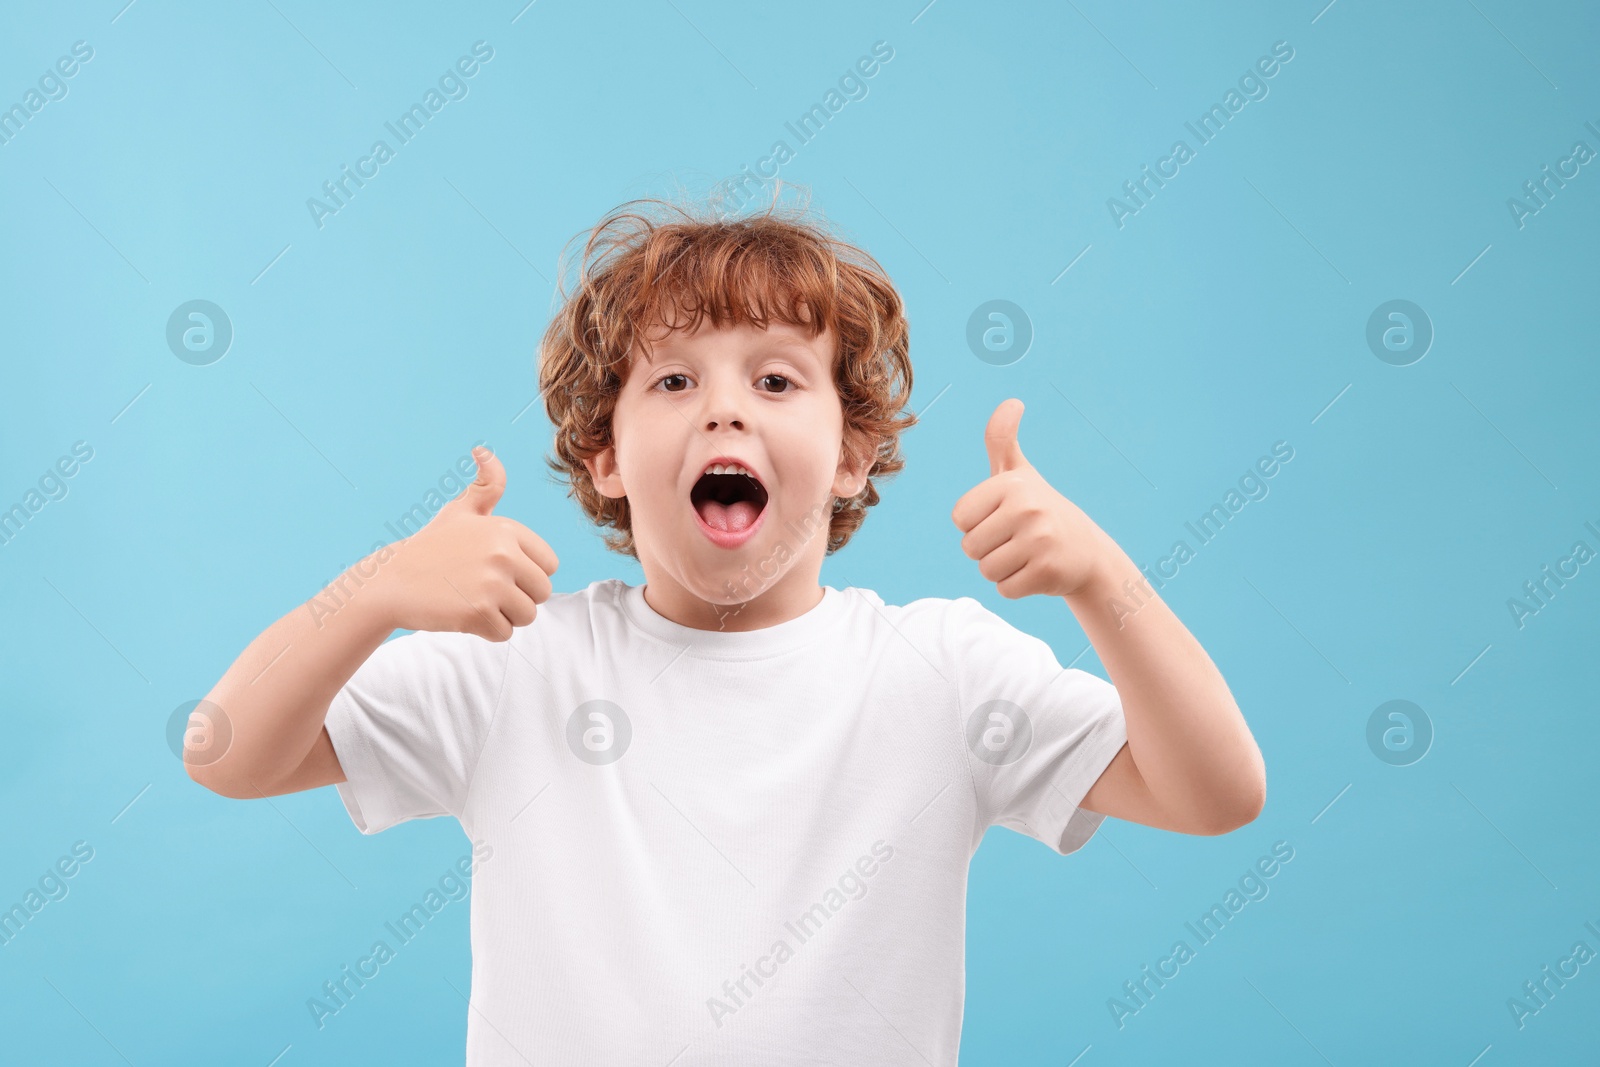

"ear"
[583,445,626,499]
[830,433,875,500]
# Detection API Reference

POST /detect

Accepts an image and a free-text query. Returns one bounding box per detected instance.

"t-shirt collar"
[614,580,845,659]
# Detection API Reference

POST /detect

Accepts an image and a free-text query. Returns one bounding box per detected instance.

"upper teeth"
[706,463,754,478]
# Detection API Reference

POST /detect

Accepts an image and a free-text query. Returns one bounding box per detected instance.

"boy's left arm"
[951,399,1267,837]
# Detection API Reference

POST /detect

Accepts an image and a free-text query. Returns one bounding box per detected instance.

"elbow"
[184,760,259,800]
[1203,772,1267,836]
[183,756,211,790]
[184,760,231,797]
[1210,796,1264,836]
[180,698,250,797]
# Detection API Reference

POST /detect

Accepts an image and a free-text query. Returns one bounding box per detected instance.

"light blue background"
[3,1,1597,1063]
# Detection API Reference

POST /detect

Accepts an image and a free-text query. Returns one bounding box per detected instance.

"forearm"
[192,552,399,795]
[1064,537,1265,830]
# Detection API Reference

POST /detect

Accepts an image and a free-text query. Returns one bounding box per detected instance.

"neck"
[640,561,827,632]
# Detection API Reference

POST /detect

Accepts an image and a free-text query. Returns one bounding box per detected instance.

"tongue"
[699,499,761,533]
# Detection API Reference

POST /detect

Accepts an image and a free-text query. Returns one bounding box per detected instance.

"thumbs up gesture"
[951,399,1115,600]
[375,446,560,640]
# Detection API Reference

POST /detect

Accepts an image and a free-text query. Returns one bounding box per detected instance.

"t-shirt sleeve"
[322,628,513,835]
[948,597,1129,856]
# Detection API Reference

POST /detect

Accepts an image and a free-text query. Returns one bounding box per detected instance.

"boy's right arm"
[186,447,558,799]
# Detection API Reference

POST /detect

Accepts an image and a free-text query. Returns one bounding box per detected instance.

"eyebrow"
[644,331,824,367]
[760,334,826,359]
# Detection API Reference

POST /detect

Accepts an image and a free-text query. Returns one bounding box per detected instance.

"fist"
[376,446,560,640]
[951,399,1113,599]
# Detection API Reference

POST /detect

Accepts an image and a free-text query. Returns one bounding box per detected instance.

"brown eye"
[760,374,791,393]
[657,374,689,392]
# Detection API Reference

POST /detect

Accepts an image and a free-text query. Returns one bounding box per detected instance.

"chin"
[691,555,786,606]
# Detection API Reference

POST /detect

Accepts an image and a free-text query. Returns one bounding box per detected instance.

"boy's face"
[583,316,873,617]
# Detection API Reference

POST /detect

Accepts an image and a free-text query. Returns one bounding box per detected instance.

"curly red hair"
[537,191,915,558]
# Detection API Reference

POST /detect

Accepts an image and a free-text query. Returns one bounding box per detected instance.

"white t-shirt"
[324,578,1128,1066]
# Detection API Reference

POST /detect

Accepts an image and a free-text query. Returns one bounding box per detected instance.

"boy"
[189,197,1265,1065]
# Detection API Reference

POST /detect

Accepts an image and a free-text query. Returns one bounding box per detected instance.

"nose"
[700,372,746,433]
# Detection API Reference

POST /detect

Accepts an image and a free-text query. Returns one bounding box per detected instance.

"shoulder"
[847,587,1002,629]
[845,588,1066,679]
[530,577,629,620]
[517,577,626,624]
[841,587,1021,651]
[504,577,631,651]
[383,580,624,652]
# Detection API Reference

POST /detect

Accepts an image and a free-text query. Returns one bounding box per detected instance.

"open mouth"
[691,464,769,540]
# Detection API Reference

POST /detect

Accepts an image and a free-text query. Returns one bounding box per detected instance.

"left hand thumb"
[985,398,1027,477]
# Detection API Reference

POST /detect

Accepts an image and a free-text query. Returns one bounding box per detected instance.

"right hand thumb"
[456,446,505,515]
